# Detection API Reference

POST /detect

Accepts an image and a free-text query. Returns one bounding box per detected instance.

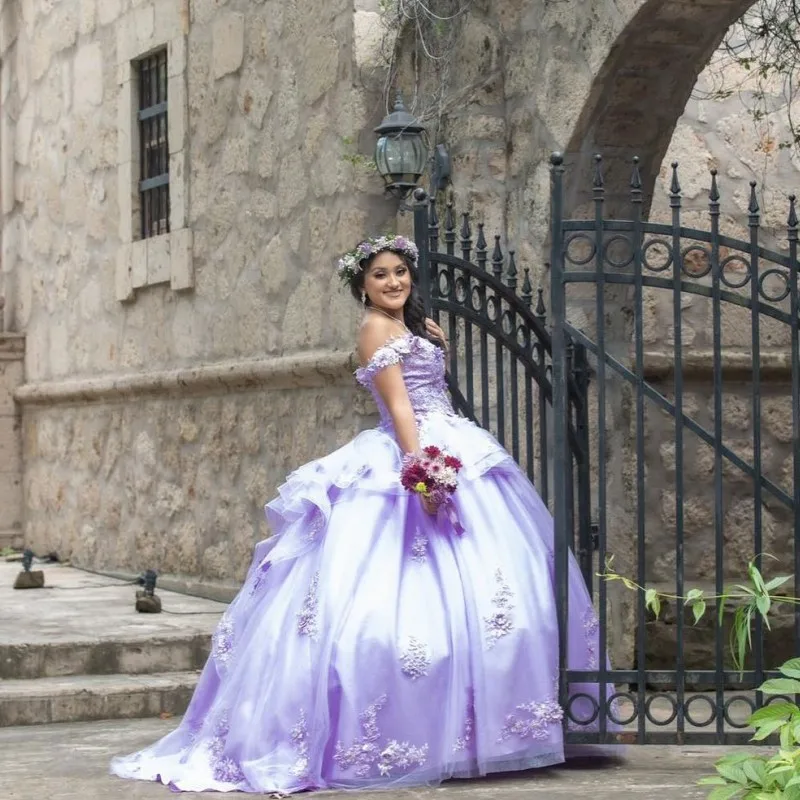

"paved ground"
[0,560,227,646]
[0,716,750,799]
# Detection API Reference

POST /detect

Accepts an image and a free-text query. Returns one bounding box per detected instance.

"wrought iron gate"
[549,153,800,745]
[411,192,595,586]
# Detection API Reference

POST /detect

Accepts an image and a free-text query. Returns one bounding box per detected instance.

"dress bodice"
[355,333,455,431]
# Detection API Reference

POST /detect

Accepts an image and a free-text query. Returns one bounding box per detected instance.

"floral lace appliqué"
[410,529,428,563]
[484,568,515,647]
[498,699,564,742]
[354,334,413,385]
[290,710,310,779]
[297,572,320,639]
[212,614,235,670]
[333,695,428,778]
[453,703,475,753]
[399,636,431,680]
[583,606,600,670]
[209,712,246,785]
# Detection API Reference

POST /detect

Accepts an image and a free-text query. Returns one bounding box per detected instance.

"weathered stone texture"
[0,335,24,550]
[23,379,373,582]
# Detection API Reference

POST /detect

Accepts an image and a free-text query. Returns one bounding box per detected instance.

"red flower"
[423,445,441,458]
[444,455,462,470]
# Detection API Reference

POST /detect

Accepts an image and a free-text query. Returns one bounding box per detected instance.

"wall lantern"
[374,92,428,201]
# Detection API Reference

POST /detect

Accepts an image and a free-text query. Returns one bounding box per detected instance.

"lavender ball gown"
[110,333,609,794]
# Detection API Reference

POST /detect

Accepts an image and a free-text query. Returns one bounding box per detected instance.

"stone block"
[117,164,134,243]
[167,75,187,154]
[147,235,170,285]
[170,228,194,291]
[212,13,245,80]
[116,79,137,167]
[168,36,187,78]
[74,43,104,110]
[130,240,147,290]
[169,151,186,229]
[115,243,134,303]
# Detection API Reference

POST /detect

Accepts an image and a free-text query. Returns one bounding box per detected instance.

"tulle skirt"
[110,412,609,794]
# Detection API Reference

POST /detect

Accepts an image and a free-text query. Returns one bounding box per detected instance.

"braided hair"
[349,251,444,350]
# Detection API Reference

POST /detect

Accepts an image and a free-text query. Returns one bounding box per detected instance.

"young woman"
[111,235,609,794]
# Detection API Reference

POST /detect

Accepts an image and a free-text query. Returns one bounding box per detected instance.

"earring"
[361,291,367,306]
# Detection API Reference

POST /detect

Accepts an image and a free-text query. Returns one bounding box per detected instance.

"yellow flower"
[414,482,429,496]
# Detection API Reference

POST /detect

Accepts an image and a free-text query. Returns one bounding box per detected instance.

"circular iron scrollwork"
[437,271,454,299]
[501,309,515,335]
[454,275,470,305]
[758,268,791,303]
[644,693,679,726]
[564,233,597,267]
[470,284,487,314]
[723,695,755,729]
[606,692,638,726]
[683,695,717,728]
[517,323,531,349]
[642,239,673,273]
[486,294,501,323]
[720,255,751,289]
[681,244,712,279]
[603,235,635,270]
[565,692,599,727]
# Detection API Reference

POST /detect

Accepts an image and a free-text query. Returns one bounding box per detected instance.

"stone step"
[0,633,212,680]
[0,671,200,727]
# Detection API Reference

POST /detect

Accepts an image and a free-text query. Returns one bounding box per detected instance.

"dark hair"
[349,250,444,349]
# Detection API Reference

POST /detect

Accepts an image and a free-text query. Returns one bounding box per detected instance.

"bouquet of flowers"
[400,446,464,534]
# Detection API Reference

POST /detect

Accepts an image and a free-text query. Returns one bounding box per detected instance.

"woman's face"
[363,251,412,313]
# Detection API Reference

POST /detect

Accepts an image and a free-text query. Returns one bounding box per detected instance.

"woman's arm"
[358,320,420,455]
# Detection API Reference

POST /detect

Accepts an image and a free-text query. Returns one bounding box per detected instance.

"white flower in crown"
[336,234,419,286]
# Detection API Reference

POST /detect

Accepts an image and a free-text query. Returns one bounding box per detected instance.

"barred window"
[138,50,170,239]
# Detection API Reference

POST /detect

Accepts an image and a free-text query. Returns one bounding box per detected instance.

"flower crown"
[336,235,419,286]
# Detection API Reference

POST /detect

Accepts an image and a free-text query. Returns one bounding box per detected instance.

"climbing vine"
[374,0,477,152]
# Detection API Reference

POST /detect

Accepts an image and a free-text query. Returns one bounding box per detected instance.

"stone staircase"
[0,560,226,727]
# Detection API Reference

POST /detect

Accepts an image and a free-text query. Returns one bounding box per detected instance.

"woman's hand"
[425,318,448,349]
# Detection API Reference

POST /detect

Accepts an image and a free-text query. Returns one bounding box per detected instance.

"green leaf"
[780,659,800,680]
[687,588,705,603]
[756,592,772,621]
[750,703,797,724]
[765,576,791,592]
[751,719,787,741]
[698,776,730,786]
[743,759,767,786]
[708,785,746,800]
[693,599,707,625]
[716,760,750,784]
[761,679,800,696]
[781,722,793,750]
[645,588,661,619]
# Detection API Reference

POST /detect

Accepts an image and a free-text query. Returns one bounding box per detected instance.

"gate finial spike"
[748,180,760,215]
[460,212,471,243]
[491,235,504,276]
[445,201,455,234]
[476,223,487,252]
[521,268,532,304]
[630,156,642,191]
[535,287,547,320]
[670,162,681,196]
[506,250,518,288]
[550,152,564,166]
[592,154,604,188]
[789,194,798,229]
[709,169,720,204]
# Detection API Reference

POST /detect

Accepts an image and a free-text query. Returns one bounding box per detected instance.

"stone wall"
[0,333,24,551]
[1,0,785,615]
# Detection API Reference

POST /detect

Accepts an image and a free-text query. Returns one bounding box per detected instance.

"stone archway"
[563,0,756,216]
